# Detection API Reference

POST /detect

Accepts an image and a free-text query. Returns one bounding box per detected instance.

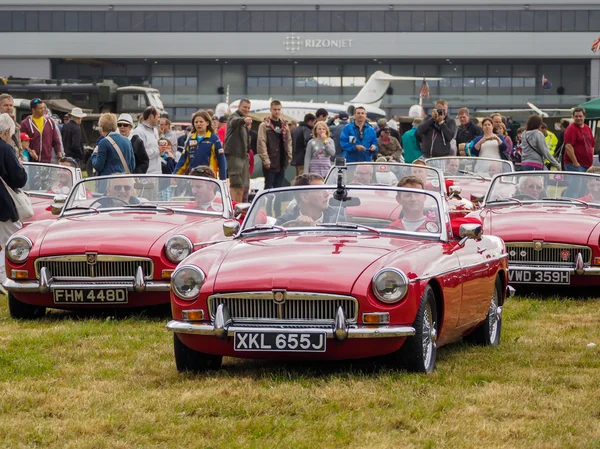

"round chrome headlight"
[171,266,205,300]
[372,268,409,304]
[165,235,193,263]
[6,236,32,264]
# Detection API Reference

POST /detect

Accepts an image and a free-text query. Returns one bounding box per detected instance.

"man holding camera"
[416,99,457,159]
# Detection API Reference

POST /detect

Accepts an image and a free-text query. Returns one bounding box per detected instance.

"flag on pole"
[541,75,552,89]
[592,37,600,53]
[419,78,430,99]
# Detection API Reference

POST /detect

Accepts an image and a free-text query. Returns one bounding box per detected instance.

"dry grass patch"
[0,294,599,448]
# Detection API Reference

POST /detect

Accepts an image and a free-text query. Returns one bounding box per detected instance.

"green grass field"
[1,294,599,449]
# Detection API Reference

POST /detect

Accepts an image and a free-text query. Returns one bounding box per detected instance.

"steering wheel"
[513,194,538,201]
[89,196,130,208]
[280,219,314,228]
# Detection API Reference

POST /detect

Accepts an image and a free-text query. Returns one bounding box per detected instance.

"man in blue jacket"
[340,106,378,162]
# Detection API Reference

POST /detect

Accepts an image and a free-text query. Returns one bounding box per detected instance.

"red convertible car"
[426,157,514,203]
[3,174,236,318]
[167,169,510,373]
[22,162,84,223]
[470,171,600,288]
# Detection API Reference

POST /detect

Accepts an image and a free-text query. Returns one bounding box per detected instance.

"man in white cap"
[117,113,149,174]
[61,107,87,163]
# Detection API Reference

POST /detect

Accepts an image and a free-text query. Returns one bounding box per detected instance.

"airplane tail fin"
[349,71,441,109]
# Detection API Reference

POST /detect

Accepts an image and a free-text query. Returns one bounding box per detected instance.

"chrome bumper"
[509,265,600,276]
[167,304,415,341]
[2,278,170,293]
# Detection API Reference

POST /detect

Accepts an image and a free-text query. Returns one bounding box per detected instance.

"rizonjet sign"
[283,34,353,54]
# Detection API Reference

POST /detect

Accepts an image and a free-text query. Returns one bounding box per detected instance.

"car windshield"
[486,172,600,206]
[324,163,444,193]
[427,157,513,179]
[64,174,228,216]
[23,163,76,197]
[243,185,445,237]
[150,92,164,110]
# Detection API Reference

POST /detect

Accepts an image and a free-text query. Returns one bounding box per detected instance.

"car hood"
[484,205,600,245]
[211,233,424,295]
[36,211,220,256]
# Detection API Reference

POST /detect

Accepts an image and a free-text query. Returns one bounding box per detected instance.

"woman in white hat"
[117,113,149,174]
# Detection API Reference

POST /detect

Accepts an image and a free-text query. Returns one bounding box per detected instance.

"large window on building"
[3,9,598,32]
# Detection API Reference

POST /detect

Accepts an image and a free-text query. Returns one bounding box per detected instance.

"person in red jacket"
[19,98,63,163]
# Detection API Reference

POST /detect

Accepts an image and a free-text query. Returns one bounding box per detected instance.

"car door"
[454,238,495,328]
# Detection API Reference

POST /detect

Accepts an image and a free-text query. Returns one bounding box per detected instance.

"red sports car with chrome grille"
[167,168,510,373]
[3,173,237,318]
[468,171,600,288]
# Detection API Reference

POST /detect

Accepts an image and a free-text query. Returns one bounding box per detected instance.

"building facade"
[1,0,599,120]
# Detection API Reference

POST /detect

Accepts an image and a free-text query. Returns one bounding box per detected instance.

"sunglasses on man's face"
[112,185,133,192]
[117,123,131,128]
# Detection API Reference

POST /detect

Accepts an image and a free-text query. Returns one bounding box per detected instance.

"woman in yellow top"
[173,110,227,180]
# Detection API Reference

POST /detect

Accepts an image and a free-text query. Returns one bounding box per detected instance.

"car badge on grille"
[272,289,287,304]
[533,241,543,251]
[560,250,571,261]
[86,252,98,265]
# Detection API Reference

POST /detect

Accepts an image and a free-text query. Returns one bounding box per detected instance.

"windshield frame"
[324,162,447,192]
[241,184,450,242]
[22,162,82,198]
[483,170,600,208]
[60,173,233,218]
[425,156,515,180]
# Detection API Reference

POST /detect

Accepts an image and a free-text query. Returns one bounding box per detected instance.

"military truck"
[2,78,166,144]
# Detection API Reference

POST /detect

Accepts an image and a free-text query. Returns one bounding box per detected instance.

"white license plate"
[509,269,570,285]
[53,288,129,304]
[234,331,327,352]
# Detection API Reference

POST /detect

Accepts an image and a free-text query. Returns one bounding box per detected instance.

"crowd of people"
[0,91,598,281]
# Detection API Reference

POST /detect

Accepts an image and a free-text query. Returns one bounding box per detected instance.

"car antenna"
[333,157,348,202]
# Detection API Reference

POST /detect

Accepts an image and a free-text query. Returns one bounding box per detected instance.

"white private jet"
[476,102,573,118]
[218,71,441,121]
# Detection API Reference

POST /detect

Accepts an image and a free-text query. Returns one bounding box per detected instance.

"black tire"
[396,285,438,373]
[173,333,222,373]
[8,293,46,319]
[465,276,503,346]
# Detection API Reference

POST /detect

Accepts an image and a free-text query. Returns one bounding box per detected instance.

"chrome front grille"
[35,255,154,279]
[208,292,358,324]
[507,243,592,266]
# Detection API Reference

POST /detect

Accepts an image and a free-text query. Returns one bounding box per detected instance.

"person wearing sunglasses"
[106,177,140,205]
[517,176,545,200]
[20,98,64,163]
[117,113,149,174]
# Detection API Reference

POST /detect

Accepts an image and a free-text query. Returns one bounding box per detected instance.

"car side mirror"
[51,194,67,215]
[459,223,483,244]
[470,193,484,204]
[223,220,240,237]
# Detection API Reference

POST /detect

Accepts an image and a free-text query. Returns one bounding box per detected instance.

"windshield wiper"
[544,198,589,208]
[63,206,99,215]
[317,222,381,235]
[239,225,288,236]
[487,197,522,206]
[458,170,486,181]
[123,204,175,214]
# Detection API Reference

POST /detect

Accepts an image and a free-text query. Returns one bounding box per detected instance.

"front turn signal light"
[11,270,29,279]
[362,312,390,324]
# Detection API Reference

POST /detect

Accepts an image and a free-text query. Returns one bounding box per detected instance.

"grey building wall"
[0,59,51,78]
